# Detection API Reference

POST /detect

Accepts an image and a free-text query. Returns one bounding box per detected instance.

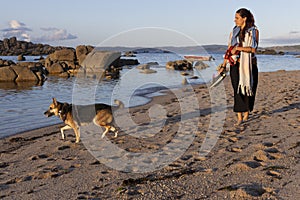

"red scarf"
[224,45,240,66]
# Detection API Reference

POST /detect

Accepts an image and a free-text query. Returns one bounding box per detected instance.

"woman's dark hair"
[236,8,255,41]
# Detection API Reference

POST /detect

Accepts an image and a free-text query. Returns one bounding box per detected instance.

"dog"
[44,98,124,143]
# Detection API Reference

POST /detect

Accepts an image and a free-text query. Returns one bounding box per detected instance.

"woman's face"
[234,13,246,28]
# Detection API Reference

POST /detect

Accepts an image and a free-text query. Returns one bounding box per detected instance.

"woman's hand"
[231,46,238,54]
[217,63,226,73]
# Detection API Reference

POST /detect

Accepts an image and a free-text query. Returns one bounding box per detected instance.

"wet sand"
[0,70,299,199]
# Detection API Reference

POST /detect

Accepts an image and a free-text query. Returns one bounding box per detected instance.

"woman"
[220,8,259,126]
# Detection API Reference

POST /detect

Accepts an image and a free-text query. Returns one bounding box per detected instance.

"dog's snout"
[44,110,53,117]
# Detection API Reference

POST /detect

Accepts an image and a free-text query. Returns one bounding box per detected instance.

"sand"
[0,70,299,200]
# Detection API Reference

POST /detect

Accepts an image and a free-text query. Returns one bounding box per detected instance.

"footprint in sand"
[253,150,269,162]
[0,162,9,168]
[29,154,50,161]
[57,145,70,150]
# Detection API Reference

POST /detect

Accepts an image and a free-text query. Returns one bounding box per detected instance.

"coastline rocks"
[45,47,130,79]
[46,63,65,74]
[17,54,26,61]
[81,51,121,74]
[257,48,284,55]
[119,58,139,66]
[0,37,60,56]
[0,66,17,81]
[0,63,46,82]
[194,60,210,70]
[0,59,15,67]
[76,45,94,65]
[166,60,193,70]
[139,69,157,74]
[45,48,81,76]
[48,48,76,62]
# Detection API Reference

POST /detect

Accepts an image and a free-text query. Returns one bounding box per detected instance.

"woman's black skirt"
[230,60,258,112]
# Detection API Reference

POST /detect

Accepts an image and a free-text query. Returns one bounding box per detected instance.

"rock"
[11,65,39,82]
[49,48,76,62]
[46,63,65,74]
[81,51,121,73]
[123,51,136,57]
[139,69,157,74]
[181,72,190,76]
[76,45,94,65]
[137,63,151,69]
[0,66,17,81]
[17,54,25,61]
[119,58,139,66]
[266,170,281,178]
[104,65,120,79]
[0,37,59,56]
[44,57,53,68]
[194,60,209,69]
[230,147,242,152]
[166,60,193,70]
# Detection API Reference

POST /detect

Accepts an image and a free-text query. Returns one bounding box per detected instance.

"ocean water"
[0,53,299,138]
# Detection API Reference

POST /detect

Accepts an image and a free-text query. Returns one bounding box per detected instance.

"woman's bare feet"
[235,112,243,126]
[234,120,243,126]
[243,111,249,121]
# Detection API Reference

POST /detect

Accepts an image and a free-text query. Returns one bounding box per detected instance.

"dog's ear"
[60,103,69,121]
[52,98,58,106]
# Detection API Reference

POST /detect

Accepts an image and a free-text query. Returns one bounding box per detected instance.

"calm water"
[0,53,299,138]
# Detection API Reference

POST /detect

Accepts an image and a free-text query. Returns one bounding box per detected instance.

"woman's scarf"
[230,26,257,96]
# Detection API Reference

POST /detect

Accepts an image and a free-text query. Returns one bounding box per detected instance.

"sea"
[0,52,299,138]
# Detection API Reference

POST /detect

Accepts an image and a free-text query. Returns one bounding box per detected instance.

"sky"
[1,0,300,48]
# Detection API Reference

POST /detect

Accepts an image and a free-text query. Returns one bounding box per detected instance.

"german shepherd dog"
[44,98,124,143]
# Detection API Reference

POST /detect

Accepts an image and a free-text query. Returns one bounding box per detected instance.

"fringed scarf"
[230,26,257,96]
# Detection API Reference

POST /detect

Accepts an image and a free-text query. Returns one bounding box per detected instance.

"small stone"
[231,147,242,152]
[267,170,281,178]
[228,137,238,142]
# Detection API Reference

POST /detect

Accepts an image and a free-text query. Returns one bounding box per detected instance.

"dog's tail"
[114,99,124,109]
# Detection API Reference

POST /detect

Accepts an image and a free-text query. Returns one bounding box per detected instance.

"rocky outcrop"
[257,48,284,55]
[80,51,121,78]
[0,60,46,82]
[0,37,63,56]
[45,48,129,79]
[0,37,140,82]
[76,45,94,65]
[166,60,193,70]
[45,48,80,77]
[81,51,121,71]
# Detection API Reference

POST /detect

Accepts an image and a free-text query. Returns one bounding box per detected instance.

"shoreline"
[0,70,299,199]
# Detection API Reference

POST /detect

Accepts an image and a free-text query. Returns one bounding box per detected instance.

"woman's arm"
[232,29,259,54]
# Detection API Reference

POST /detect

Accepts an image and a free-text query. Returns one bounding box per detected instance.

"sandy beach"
[0,70,299,199]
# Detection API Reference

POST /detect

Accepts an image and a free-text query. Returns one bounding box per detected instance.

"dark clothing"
[230,59,258,112]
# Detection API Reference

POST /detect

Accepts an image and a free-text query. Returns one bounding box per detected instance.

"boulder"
[166,60,193,70]
[139,69,157,74]
[81,51,121,73]
[0,66,17,81]
[48,48,76,62]
[119,58,139,66]
[17,54,26,61]
[76,45,94,65]
[46,63,65,74]
[11,65,39,82]
[194,60,209,70]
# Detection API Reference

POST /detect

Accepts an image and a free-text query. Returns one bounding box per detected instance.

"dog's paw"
[114,131,118,138]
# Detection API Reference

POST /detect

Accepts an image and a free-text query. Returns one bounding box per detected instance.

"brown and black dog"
[44,98,124,143]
